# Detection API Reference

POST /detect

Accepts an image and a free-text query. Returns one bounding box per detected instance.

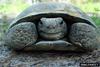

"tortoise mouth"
[39,31,65,40]
[40,30,63,34]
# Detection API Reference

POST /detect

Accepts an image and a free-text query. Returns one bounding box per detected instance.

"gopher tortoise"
[5,2,98,51]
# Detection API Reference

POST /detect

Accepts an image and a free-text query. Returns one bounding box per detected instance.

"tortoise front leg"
[69,23,97,51]
[5,22,38,50]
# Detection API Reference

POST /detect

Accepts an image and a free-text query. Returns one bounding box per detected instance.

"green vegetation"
[0,0,29,14]
[91,16,100,26]
[77,3,100,13]
[0,22,9,40]
[0,1,100,14]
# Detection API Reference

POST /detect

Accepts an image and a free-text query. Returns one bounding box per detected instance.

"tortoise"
[5,2,98,51]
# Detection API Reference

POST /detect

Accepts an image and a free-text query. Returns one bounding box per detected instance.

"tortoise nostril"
[47,26,55,29]
[47,26,50,28]
[40,21,43,24]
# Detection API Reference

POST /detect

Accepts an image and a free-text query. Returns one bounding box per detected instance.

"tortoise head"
[38,17,67,40]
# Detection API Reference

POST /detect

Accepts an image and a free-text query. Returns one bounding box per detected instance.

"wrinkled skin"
[38,17,67,40]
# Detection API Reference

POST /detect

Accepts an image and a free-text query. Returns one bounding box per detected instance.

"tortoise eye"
[60,21,63,24]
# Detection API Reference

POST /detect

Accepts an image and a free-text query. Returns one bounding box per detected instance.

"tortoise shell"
[9,2,96,29]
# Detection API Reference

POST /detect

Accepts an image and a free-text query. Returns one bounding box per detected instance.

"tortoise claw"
[74,42,83,47]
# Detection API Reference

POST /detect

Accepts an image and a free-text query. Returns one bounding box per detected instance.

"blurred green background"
[0,0,100,40]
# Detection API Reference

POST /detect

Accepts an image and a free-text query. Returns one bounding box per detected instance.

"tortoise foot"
[69,23,98,51]
[5,22,38,50]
